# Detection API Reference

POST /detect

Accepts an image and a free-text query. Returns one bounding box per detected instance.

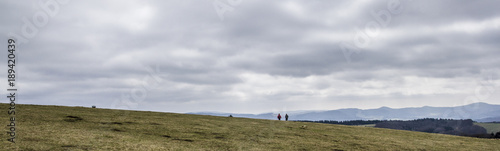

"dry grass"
[1,103,499,150]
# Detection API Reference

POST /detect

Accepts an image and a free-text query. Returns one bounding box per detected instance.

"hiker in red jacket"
[277,113,282,120]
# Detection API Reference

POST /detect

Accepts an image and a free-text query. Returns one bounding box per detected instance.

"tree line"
[297,118,500,139]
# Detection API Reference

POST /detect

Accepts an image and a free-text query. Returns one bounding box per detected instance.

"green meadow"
[1,104,499,150]
[475,122,500,134]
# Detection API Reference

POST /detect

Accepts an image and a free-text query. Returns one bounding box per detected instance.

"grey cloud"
[2,0,500,113]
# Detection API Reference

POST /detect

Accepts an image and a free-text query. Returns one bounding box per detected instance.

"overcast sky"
[1,0,499,114]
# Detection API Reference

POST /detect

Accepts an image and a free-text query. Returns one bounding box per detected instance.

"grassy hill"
[1,104,499,150]
[475,123,500,134]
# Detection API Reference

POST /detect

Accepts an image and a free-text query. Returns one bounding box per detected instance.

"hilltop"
[192,102,500,122]
[1,104,499,150]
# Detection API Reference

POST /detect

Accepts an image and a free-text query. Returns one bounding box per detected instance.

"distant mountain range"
[189,102,500,122]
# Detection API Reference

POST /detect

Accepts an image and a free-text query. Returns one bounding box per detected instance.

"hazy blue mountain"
[476,116,500,122]
[189,102,500,122]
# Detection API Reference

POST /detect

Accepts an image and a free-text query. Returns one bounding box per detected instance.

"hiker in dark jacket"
[277,113,282,120]
[285,114,289,121]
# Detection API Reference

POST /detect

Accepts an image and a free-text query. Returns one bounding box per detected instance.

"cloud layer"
[1,0,499,114]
